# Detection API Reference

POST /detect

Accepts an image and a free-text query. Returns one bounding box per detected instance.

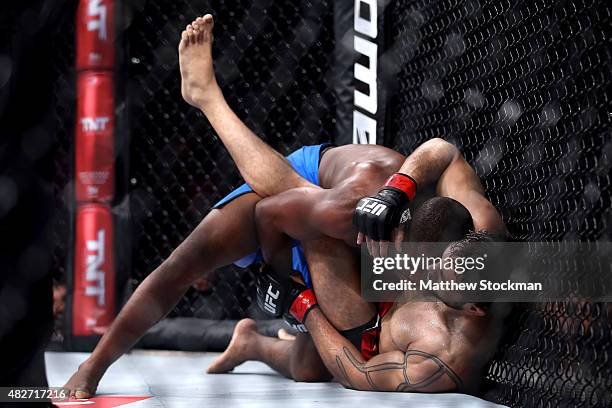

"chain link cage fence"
[46,0,610,406]
[125,0,335,319]
[385,0,611,406]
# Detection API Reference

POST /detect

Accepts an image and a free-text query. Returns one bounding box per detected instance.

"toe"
[201,15,214,41]
[186,25,196,44]
[179,30,188,47]
[191,21,202,41]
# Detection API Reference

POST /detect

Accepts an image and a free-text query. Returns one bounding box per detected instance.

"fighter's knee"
[254,197,276,224]
[290,361,329,382]
[291,367,325,382]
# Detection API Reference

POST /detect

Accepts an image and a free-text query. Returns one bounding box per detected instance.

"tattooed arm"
[304,307,463,392]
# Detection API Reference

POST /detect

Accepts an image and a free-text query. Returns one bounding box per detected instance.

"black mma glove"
[353,173,417,241]
[256,264,288,317]
[256,264,318,333]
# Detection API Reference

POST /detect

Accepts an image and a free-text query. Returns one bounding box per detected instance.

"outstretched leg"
[208,319,330,382]
[179,15,312,197]
[63,193,263,398]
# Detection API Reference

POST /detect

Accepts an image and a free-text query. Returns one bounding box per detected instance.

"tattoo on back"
[338,347,463,392]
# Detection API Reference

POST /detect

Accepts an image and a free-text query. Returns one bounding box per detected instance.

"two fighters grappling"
[63,14,509,397]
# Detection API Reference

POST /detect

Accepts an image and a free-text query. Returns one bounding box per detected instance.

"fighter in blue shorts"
[213,143,335,288]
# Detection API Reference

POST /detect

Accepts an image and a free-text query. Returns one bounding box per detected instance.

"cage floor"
[46,351,506,407]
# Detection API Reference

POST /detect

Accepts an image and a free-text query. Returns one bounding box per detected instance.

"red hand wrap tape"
[290,289,318,322]
[384,173,417,200]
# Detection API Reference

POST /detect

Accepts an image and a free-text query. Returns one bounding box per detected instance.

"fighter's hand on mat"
[353,172,417,257]
[63,361,100,399]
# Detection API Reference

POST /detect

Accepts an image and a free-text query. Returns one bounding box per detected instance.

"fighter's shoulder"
[388,305,452,353]
[323,144,405,172]
[408,323,485,388]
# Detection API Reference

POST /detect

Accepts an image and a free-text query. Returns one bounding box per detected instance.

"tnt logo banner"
[72,204,116,336]
[75,72,115,202]
[76,0,115,70]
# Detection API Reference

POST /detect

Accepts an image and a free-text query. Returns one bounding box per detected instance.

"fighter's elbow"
[427,137,451,148]
[254,198,277,227]
[244,180,273,198]
[434,137,461,156]
[340,382,357,391]
[429,137,459,158]
[339,378,378,392]
[255,197,289,235]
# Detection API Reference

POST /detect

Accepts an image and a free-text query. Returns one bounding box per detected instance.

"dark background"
[0,0,76,386]
[0,0,610,406]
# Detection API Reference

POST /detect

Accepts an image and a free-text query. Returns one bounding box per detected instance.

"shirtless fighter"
[63,14,507,397]
[179,15,510,393]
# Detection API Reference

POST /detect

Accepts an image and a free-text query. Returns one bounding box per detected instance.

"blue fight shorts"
[213,143,332,288]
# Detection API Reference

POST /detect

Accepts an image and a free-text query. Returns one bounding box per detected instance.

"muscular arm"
[255,187,353,262]
[397,138,460,188]
[304,307,462,392]
[398,138,506,233]
[436,151,506,233]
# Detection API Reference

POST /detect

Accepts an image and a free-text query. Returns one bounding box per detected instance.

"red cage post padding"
[72,203,116,336]
[75,71,115,202]
[76,0,115,71]
[73,0,116,341]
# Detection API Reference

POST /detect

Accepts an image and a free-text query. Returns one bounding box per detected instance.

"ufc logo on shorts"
[264,284,280,315]
[356,199,386,216]
[87,0,108,40]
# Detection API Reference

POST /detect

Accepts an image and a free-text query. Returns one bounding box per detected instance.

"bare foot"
[63,361,101,399]
[207,318,259,374]
[178,14,221,109]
